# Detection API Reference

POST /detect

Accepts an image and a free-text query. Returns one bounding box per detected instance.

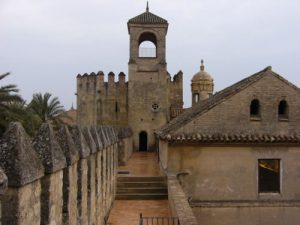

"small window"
[278,100,288,119]
[258,159,280,193]
[115,102,118,113]
[194,93,199,103]
[250,99,260,117]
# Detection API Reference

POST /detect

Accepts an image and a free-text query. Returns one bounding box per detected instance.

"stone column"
[0,122,44,225]
[56,126,80,225]
[70,126,90,225]
[33,123,66,225]
[82,127,97,225]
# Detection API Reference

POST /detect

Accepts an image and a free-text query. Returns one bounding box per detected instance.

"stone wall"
[117,127,133,166]
[168,175,198,225]
[0,122,131,225]
[0,169,7,225]
[174,73,300,135]
[165,144,300,225]
[77,72,128,127]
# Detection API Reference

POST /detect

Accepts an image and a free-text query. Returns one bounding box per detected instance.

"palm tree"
[28,92,67,125]
[0,73,23,134]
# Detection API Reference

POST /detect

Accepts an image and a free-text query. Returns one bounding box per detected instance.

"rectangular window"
[258,159,280,193]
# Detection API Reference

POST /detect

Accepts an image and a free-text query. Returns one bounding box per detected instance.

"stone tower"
[76,5,183,151]
[127,4,170,151]
[191,60,214,106]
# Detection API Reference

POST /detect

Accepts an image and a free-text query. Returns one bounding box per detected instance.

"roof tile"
[128,11,168,24]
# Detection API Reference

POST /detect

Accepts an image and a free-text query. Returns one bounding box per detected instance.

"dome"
[192,60,213,82]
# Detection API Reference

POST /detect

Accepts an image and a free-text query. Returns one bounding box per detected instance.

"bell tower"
[127,4,169,151]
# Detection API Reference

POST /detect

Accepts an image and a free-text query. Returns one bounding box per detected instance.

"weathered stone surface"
[70,125,90,159]
[97,126,109,148]
[109,127,118,143]
[2,180,41,225]
[56,125,79,166]
[40,171,63,225]
[90,126,103,151]
[0,122,44,187]
[0,168,7,195]
[103,126,112,146]
[88,155,96,225]
[62,164,78,225]
[82,127,97,154]
[168,175,198,225]
[118,127,133,139]
[77,159,88,225]
[33,123,66,174]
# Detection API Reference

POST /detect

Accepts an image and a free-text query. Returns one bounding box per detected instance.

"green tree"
[0,73,23,135]
[28,92,67,126]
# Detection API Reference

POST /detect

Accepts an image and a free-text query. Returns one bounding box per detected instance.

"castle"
[75,5,300,225]
[76,5,214,151]
[0,4,300,225]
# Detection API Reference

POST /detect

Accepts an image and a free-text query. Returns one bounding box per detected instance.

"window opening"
[278,100,288,119]
[250,99,260,117]
[138,32,157,58]
[258,159,280,193]
[115,102,118,113]
[194,93,199,103]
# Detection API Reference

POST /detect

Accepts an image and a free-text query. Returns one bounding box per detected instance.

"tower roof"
[192,60,213,82]
[128,3,168,25]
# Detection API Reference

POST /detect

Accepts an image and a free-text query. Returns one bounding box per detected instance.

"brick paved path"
[107,152,170,225]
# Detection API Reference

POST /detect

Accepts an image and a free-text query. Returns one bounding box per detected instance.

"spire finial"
[146,1,149,12]
[200,59,205,71]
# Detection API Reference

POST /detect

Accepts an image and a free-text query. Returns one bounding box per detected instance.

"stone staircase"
[116,176,168,200]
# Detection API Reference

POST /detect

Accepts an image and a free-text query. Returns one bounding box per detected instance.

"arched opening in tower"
[138,32,157,58]
[139,131,148,151]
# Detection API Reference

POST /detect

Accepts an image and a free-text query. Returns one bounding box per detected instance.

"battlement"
[77,71,127,85]
[172,70,183,82]
[0,122,133,225]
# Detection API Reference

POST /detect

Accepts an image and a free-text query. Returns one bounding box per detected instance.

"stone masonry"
[0,122,132,225]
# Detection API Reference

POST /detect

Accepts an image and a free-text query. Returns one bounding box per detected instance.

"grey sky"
[1,0,300,108]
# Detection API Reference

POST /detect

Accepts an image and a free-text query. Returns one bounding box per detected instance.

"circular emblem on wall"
[151,103,160,112]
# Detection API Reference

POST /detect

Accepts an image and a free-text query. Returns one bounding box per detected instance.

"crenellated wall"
[77,71,128,127]
[0,122,133,225]
[168,71,184,119]
[76,70,183,151]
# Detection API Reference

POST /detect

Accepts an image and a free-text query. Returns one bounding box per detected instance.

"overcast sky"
[1,0,300,108]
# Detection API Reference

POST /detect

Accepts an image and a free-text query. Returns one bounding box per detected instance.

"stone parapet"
[0,122,127,225]
[33,123,66,174]
[168,175,198,225]
[0,169,7,196]
[0,122,44,187]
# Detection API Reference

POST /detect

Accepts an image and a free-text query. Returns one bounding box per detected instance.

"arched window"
[250,99,260,117]
[138,32,157,58]
[278,100,288,119]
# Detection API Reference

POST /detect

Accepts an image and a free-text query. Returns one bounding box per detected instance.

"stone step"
[117,187,168,194]
[115,193,168,200]
[117,181,167,188]
[117,176,166,182]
